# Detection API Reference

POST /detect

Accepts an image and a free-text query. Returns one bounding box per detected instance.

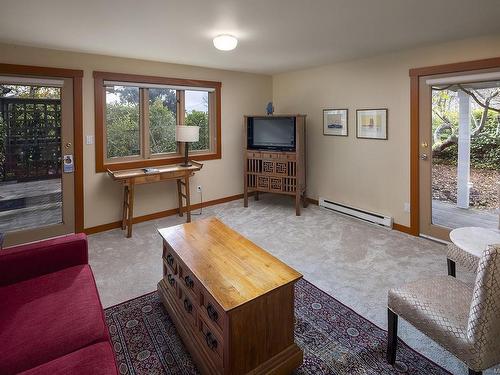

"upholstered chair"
[387,244,500,375]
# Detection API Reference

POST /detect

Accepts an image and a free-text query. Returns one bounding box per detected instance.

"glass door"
[419,73,500,241]
[0,76,75,247]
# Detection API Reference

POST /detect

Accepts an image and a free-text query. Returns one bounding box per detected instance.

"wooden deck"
[0,179,62,233]
[432,200,499,229]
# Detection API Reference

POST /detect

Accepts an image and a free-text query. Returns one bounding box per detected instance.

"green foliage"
[432,89,499,170]
[0,85,60,99]
[105,98,210,158]
[106,102,140,158]
[185,110,209,151]
[106,87,210,158]
[149,99,176,154]
[434,110,500,170]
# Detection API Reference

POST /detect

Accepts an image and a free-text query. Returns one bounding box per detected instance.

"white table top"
[450,227,500,258]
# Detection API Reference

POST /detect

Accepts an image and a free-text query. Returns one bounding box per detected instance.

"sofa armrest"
[0,233,88,286]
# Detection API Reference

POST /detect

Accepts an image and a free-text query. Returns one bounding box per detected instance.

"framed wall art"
[356,109,388,140]
[323,109,348,136]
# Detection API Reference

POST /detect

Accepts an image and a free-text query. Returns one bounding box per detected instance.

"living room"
[1,1,500,374]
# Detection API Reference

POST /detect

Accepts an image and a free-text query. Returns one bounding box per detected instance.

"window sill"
[98,151,221,172]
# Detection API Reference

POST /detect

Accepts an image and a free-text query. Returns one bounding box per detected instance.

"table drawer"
[200,292,225,334]
[163,243,178,275]
[199,315,224,367]
[178,265,200,302]
[163,271,179,297]
[178,283,198,327]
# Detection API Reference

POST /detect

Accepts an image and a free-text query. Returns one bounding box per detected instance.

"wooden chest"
[157,217,303,375]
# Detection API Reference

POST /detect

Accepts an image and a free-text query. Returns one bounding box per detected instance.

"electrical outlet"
[86,135,94,145]
[404,202,410,213]
[196,185,202,193]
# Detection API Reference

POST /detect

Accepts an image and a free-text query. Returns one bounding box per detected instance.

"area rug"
[104,279,450,375]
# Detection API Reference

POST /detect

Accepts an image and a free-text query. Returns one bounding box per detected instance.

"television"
[247,117,296,151]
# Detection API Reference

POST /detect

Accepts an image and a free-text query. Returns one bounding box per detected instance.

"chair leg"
[386,308,398,365]
[447,258,456,277]
[468,369,482,375]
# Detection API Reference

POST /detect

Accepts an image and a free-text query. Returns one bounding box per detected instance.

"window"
[94,72,221,171]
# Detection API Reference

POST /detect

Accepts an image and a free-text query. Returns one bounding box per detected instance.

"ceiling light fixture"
[213,34,238,51]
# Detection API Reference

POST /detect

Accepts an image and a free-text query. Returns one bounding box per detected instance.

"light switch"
[86,135,94,145]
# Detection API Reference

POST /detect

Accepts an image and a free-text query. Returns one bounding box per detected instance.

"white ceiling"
[1,0,499,75]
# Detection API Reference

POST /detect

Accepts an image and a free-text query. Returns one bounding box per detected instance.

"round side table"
[447,227,500,277]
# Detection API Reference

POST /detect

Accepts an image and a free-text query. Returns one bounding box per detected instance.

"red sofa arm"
[0,233,88,286]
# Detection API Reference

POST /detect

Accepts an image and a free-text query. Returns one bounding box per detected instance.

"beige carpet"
[89,194,493,374]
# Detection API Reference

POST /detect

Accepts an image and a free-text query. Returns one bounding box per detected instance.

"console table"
[157,217,303,374]
[107,161,203,238]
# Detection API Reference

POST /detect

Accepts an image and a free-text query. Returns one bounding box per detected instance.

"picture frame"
[323,109,348,136]
[356,108,388,140]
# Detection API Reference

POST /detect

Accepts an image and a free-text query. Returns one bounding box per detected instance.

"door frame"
[409,56,500,236]
[0,63,84,233]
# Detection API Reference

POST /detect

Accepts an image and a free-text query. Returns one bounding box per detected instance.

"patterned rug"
[104,279,450,375]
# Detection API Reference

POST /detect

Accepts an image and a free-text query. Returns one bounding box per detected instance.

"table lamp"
[176,125,200,167]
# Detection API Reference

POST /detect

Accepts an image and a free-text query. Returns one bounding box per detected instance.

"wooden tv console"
[243,115,307,215]
[157,217,303,375]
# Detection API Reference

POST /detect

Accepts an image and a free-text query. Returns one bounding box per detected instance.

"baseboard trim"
[306,197,415,236]
[306,197,319,205]
[83,193,248,235]
[392,223,414,235]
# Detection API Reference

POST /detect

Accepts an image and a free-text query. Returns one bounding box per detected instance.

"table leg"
[243,180,248,208]
[121,185,129,230]
[295,191,301,216]
[177,179,183,217]
[127,183,135,238]
[447,258,456,277]
[185,176,191,223]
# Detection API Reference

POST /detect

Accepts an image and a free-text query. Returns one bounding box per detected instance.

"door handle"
[420,153,428,160]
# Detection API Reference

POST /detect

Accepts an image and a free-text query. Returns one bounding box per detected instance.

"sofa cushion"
[18,342,118,375]
[0,265,109,374]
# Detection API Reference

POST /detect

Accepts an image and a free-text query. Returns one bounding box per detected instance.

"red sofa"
[0,234,118,375]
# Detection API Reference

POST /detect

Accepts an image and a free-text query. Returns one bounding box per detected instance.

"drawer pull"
[183,298,193,313]
[166,254,174,267]
[207,303,219,322]
[205,331,218,350]
[167,274,175,287]
[184,275,194,288]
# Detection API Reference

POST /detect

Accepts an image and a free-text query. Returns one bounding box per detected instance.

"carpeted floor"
[105,279,450,375]
[90,195,496,374]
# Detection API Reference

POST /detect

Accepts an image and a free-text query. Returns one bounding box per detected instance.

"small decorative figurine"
[266,102,274,115]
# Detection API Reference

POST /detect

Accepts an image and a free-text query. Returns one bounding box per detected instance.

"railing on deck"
[0,97,61,182]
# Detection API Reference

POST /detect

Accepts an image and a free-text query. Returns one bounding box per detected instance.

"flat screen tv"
[247,117,296,151]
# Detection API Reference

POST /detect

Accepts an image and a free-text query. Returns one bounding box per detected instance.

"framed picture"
[356,109,388,140]
[323,109,348,136]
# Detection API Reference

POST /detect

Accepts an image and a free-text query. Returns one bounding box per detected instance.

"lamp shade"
[176,125,199,142]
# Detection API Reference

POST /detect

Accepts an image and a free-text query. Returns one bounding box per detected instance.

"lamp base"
[180,163,192,167]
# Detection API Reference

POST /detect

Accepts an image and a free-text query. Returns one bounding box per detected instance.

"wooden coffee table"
[157,217,303,375]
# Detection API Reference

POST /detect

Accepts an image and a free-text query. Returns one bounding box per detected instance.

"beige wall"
[0,43,272,228]
[273,34,500,227]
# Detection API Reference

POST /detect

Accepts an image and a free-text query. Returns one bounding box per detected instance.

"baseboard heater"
[319,197,393,229]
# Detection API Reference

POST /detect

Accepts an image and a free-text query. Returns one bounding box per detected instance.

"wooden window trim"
[94,71,222,172]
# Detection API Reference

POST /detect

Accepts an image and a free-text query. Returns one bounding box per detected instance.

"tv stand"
[243,115,307,215]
